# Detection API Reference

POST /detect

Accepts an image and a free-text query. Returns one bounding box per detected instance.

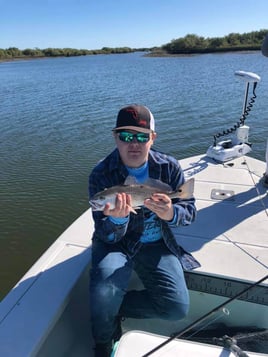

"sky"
[1,0,268,50]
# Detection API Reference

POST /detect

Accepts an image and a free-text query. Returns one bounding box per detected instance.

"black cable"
[213,82,258,146]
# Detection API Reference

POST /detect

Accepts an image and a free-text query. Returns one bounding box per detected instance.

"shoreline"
[0,49,261,63]
[145,49,260,57]
[0,56,48,63]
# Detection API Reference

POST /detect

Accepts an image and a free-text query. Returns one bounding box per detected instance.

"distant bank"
[1,28,267,62]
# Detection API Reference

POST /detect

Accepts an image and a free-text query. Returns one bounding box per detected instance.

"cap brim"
[112,126,152,134]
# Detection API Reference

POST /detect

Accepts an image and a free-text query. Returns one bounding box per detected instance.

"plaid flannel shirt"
[89,148,200,270]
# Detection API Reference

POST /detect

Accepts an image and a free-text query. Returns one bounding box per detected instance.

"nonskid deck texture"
[179,154,267,283]
[178,155,268,328]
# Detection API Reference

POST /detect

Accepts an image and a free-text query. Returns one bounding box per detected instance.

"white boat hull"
[113,330,267,357]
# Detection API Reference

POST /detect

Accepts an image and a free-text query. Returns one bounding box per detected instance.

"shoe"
[94,342,112,357]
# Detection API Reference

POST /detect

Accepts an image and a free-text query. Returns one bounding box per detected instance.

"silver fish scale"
[89,178,194,211]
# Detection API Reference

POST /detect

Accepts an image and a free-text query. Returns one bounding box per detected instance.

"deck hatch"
[211,189,235,201]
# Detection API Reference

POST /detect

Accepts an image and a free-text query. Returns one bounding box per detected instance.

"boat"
[0,70,267,357]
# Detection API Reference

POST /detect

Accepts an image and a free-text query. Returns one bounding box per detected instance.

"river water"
[1,51,268,352]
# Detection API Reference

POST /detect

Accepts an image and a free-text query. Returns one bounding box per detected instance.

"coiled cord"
[213,82,258,146]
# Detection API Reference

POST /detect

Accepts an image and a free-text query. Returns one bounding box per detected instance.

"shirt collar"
[107,148,162,179]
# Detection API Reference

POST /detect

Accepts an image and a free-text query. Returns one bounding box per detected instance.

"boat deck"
[180,154,267,283]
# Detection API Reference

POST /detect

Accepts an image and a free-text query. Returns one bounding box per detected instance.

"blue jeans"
[90,239,189,344]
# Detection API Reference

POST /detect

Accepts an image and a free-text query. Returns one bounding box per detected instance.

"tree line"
[0,46,135,60]
[1,29,267,60]
[159,29,268,54]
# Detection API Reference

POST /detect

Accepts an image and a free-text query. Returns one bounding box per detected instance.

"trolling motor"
[206,70,261,162]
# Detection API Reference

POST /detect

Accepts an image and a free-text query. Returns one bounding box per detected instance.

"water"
[1,52,268,351]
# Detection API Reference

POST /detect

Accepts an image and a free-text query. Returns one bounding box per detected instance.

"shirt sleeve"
[166,159,196,227]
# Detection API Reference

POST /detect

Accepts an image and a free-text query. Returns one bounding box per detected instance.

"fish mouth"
[89,201,104,211]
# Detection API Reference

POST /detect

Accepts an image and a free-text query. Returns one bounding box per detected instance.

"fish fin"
[124,176,138,185]
[143,178,172,191]
[124,176,172,192]
[147,177,172,192]
[174,178,195,199]
[128,205,137,214]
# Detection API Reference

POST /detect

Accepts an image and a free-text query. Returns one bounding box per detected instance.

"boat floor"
[179,154,267,282]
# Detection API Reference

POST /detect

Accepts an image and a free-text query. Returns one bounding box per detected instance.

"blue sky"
[1,0,268,50]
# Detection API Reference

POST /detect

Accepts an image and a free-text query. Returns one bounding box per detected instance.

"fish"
[89,176,194,214]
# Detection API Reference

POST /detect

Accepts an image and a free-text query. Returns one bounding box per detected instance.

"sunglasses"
[117,131,150,143]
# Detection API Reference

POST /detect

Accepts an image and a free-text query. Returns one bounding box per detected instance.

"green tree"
[0,49,7,58]
[6,47,22,57]
[226,33,241,46]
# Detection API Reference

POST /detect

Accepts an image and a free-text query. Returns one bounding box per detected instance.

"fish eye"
[99,195,106,200]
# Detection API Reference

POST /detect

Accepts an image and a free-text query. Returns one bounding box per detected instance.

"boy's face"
[114,130,156,168]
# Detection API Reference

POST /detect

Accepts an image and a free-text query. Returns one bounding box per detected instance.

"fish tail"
[174,178,195,199]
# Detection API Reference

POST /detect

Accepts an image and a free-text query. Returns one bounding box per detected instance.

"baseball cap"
[113,104,155,133]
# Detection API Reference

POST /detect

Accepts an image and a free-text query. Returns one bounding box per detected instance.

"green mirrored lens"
[119,132,133,142]
[136,133,150,142]
[118,132,149,143]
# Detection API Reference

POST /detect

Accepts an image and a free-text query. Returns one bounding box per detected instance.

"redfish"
[89,176,194,214]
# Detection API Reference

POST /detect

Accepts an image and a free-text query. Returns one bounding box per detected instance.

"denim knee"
[91,280,123,313]
[155,299,189,321]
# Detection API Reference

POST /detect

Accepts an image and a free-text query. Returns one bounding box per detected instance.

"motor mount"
[206,70,260,162]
